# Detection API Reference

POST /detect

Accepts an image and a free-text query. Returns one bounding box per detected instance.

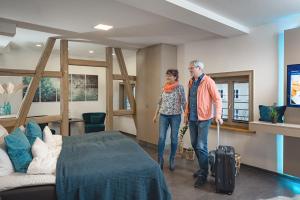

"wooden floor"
[138,140,300,200]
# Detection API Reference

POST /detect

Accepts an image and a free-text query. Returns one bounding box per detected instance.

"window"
[217,84,229,120]
[119,82,135,110]
[210,71,253,129]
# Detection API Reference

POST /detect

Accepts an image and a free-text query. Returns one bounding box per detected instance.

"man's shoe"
[158,157,164,170]
[169,158,175,171]
[193,169,202,178]
[194,176,207,188]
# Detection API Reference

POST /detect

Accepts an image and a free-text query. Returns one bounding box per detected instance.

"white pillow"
[31,138,49,158]
[0,125,8,150]
[52,135,62,147]
[27,141,62,175]
[27,156,57,175]
[43,126,56,147]
[0,148,14,176]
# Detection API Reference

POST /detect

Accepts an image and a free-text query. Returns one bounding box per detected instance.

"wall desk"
[249,121,300,138]
[250,121,300,178]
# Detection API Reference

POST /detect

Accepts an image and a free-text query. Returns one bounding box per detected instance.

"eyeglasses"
[188,66,195,70]
[165,74,174,78]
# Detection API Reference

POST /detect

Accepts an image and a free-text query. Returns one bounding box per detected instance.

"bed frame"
[0,185,56,200]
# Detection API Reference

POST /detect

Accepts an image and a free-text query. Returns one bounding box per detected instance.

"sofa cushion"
[82,113,106,124]
[90,116,102,124]
[259,105,286,123]
[85,124,105,133]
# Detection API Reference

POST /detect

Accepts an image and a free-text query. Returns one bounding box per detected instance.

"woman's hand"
[184,115,189,125]
[153,115,158,123]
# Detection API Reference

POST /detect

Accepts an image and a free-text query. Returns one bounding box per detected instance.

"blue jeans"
[189,119,212,178]
[158,114,181,161]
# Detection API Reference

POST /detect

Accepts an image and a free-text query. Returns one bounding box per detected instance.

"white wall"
[177,23,280,172]
[0,42,137,135]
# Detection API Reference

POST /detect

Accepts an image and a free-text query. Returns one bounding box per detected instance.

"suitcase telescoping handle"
[217,122,220,147]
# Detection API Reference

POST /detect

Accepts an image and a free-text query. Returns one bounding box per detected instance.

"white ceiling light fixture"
[35,44,42,47]
[89,50,94,54]
[94,24,113,31]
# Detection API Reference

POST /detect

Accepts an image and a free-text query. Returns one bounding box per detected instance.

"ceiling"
[6,28,115,59]
[188,0,300,27]
[0,0,300,49]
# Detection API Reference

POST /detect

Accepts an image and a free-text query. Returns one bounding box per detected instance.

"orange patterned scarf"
[163,81,179,93]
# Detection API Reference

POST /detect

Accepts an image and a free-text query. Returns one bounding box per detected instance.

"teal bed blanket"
[56,131,172,200]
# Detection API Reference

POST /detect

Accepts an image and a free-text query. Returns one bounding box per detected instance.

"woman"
[153,69,186,171]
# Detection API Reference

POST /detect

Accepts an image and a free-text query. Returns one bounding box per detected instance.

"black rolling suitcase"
[210,123,236,194]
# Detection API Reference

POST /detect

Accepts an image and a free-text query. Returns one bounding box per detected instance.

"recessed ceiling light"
[94,24,113,31]
[89,50,94,54]
[35,44,42,47]
[112,52,115,56]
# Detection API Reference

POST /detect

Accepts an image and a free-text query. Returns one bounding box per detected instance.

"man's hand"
[184,115,189,125]
[215,117,223,125]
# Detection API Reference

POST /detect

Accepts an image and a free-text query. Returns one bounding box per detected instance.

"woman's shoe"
[193,169,202,178]
[169,158,175,171]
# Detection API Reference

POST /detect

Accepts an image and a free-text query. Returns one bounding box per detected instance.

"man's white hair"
[190,60,204,69]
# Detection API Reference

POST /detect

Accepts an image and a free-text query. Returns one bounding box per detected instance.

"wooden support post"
[15,38,56,128]
[114,48,137,128]
[60,40,69,136]
[106,47,113,130]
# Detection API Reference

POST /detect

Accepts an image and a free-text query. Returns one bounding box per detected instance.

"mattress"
[0,173,56,192]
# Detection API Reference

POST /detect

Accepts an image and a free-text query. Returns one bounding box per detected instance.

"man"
[184,60,223,188]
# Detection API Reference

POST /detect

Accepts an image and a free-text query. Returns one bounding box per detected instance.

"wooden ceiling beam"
[69,58,107,67]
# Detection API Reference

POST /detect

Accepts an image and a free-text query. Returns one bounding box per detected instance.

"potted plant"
[0,83,23,115]
[185,147,195,161]
[270,107,278,124]
[177,125,188,156]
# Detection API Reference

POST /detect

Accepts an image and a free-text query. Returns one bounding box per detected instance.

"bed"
[0,131,171,200]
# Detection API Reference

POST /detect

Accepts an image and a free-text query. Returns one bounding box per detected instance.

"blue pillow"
[25,120,43,145]
[4,128,33,173]
[259,105,286,123]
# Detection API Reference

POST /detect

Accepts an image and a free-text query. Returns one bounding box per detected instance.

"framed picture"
[71,74,85,101]
[22,74,98,102]
[41,78,59,102]
[22,77,40,102]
